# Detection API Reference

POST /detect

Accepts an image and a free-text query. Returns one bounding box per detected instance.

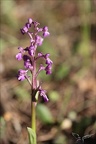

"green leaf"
[36,104,54,124]
[27,127,36,144]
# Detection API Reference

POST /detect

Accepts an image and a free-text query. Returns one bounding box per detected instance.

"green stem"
[31,101,36,132]
[31,97,37,144]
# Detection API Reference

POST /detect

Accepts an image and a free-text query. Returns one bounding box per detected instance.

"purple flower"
[39,89,49,102]
[17,69,28,81]
[28,18,33,24]
[46,57,53,65]
[28,45,35,56]
[45,54,53,65]
[35,35,43,46]
[23,55,32,69]
[45,64,52,75]
[37,53,53,65]
[25,18,33,29]
[43,26,48,31]
[16,47,25,60]
[43,26,50,37]
[36,52,53,74]
[21,26,28,34]
[16,52,22,60]
[26,22,31,29]
[37,28,43,32]
[18,46,24,52]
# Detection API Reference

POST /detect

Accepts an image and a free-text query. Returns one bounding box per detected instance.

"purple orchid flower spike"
[16,18,53,102]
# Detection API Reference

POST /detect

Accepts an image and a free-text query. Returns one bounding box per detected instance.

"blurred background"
[0,0,96,144]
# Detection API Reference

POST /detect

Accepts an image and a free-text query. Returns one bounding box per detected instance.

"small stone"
[61,118,72,130]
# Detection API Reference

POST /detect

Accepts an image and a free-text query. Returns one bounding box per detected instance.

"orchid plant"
[16,18,53,144]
